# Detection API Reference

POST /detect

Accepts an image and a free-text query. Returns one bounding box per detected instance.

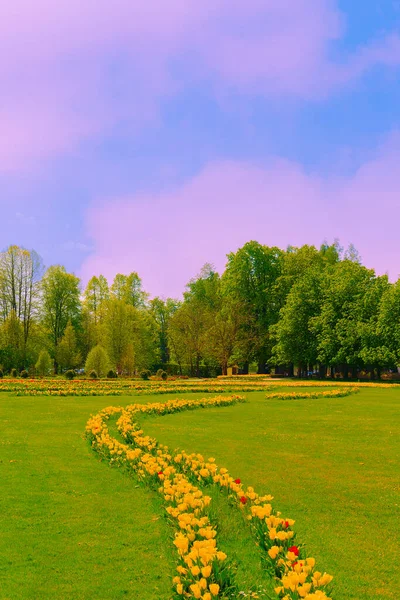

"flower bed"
[0,377,392,397]
[86,395,334,600]
[265,387,360,400]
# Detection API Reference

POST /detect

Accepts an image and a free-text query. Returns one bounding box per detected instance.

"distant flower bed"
[0,377,392,397]
[265,387,360,400]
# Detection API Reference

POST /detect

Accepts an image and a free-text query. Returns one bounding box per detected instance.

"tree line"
[0,241,399,378]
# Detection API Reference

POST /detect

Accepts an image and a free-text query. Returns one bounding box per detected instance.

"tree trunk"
[241,361,249,375]
[257,361,267,374]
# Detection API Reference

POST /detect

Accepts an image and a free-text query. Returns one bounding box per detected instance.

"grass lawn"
[0,394,175,600]
[1,387,399,599]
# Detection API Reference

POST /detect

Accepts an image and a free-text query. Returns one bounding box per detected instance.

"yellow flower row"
[265,387,360,400]
[167,450,334,600]
[86,395,244,599]
[1,376,394,397]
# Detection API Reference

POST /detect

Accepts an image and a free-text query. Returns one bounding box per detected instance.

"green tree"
[84,275,109,325]
[0,245,43,355]
[41,266,81,372]
[105,298,157,373]
[85,345,110,378]
[223,241,283,373]
[311,260,376,378]
[131,310,158,372]
[104,298,131,371]
[272,269,323,376]
[121,342,135,376]
[81,276,109,357]
[35,349,53,377]
[149,297,179,365]
[0,309,24,371]
[167,303,186,374]
[275,243,339,309]
[56,321,81,371]
[374,279,400,370]
[204,300,242,375]
[168,266,220,376]
[169,304,201,376]
[110,273,148,308]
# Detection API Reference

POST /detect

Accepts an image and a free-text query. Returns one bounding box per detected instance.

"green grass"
[0,388,399,599]
[0,395,175,600]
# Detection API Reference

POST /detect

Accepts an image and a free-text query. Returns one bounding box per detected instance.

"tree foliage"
[85,345,110,378]
[35,349,53,377]
[41,266,81,349]
[1,240,400,379]
[56,321,81,371]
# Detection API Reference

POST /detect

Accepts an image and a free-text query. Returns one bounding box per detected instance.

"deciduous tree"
[41,266,81,372]
[85,344,110,378]
[224,241,283,372]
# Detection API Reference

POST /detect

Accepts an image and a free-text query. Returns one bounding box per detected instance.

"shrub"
[20,370,28,378]
[107,369,117,379]
[140,370,151,380]
[89,370,98,379]
[85,345,110,378]
[11,368,17,378]
[160,370,168,381]
[0,370,3,378]
[65,370,75,380]
[35,350,53,377]
[156,368,164,378]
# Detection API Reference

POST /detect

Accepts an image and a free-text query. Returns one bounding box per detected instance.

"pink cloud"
[191,0,343,96]
[80,133,400,297]
[1,1,400,171]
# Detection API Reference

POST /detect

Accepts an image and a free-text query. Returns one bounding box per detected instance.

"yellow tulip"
[190,583,202,598]
[199,578,207,590]
[209,583,220,596]
[297,583,312,597]
[201,566,212,578]
[318,573,333,586]
[268,545,281,559]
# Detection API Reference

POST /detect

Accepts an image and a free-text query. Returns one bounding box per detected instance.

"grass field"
[0,385,399,599]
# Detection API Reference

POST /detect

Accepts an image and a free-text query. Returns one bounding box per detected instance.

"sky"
[1,0,400,298]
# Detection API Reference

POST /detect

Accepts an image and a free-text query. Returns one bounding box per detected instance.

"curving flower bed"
[86,395,334,600]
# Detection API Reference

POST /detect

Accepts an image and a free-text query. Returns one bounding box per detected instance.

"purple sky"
[1,1,400,298]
